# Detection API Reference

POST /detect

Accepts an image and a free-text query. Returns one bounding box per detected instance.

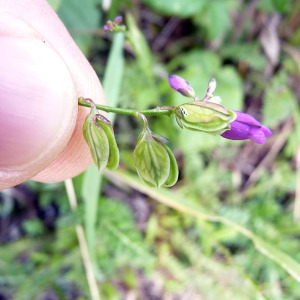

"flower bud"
[103,16,126,32]
[114,15,123,24]
[168,74,196,98]
[205,78,217,99]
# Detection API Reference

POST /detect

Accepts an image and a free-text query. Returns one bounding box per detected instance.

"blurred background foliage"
[1,0,300,299]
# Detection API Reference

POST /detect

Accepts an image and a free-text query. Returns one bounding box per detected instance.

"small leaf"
[83,114,109,172]
[141,0,205,18]
[57,0,100,54]
[271,0,290,12]
[133,130,170,188]
[263,72,297,127]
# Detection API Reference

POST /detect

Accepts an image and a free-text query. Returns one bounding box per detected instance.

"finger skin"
[0,0,105,189]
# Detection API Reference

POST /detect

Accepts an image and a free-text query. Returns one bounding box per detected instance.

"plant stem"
[64,179,101,300]
[78,97,174,117]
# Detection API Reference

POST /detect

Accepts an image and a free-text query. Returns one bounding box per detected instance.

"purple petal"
[221,110,272,144]
[261,126,272,137]
[114,15,123,24]
[221,120,251,141]
[232,111,262,127]
[168,74,196,98]
[103,24,110,32]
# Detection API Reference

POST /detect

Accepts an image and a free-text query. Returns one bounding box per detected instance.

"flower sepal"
[174,100,237,134]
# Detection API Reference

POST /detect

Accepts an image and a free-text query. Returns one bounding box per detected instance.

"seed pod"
[161,144,178,188]
[95,114,120,170]
[134,129,172,188]
[151,134,178,187]
[133,128,179,188]
[83,114,110,172]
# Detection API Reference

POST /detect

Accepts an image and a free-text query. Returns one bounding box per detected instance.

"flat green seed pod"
[162,144,179,187]
[83,114,110,172]
[133,130,170,188]
[96,115,120,170]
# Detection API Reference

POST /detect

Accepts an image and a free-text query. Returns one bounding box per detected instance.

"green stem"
[78,97,174,117]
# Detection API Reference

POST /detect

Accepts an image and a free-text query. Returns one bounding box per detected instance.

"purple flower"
[103,24,110,32]
[114,16,123,24]
[168,74,196,98]
[221,111,272,144]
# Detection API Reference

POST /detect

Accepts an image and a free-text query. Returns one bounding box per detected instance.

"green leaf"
[220,43,267,71]
[142,0,205,18]
[124,13,159,107]
[133,130,170,188]
[263,72,297,127]
[57,0,101,54]
[102,32,125,123]
[97,198,154,273]
[106,170,300,283]
[196,0,230,40]
[125,13,153,80]
[271,0,291,12]
[215,67,243,111]
[81,163,102,278]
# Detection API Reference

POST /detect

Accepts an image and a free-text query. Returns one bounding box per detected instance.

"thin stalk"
[78,97,174,117]
[64,179,101,300]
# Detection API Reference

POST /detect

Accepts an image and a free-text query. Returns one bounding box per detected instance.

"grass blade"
[105,169,300,282]
[81,32,125,275]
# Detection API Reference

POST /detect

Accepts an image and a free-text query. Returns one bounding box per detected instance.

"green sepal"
[95,115,120,170]
[83,114,110,172]
[175,114,184,129]
[162,144,179,187]
[133,129,170,188]
[151,132,170,143]
[175,101,236,134]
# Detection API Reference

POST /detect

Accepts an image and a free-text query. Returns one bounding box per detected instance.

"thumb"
[0,32,77,189]
[0,1,105,189]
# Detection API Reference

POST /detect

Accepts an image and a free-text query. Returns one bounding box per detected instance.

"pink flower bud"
[168,74,196,98]
[114,16,123,24]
